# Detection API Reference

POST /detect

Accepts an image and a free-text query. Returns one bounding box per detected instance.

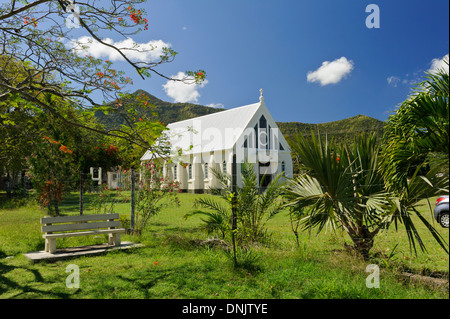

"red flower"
[106,144,118,156]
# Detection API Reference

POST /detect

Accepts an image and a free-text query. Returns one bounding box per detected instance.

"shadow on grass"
[0,261,72,298]
[116,270,171,298]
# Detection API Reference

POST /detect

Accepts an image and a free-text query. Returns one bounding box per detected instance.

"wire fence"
[2,177,447,211]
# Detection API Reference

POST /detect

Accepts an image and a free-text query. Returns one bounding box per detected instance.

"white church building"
[141,90,293,193]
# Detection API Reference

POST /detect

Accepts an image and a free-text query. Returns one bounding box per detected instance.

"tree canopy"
[381,58,449,190]
[0,0,206,151]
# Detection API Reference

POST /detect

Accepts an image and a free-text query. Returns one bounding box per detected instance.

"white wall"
[161,147,293,192]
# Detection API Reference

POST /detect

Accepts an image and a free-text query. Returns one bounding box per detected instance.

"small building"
[89,167,135,191]
[141,90,293,193]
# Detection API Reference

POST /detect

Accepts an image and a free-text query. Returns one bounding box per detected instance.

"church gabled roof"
[141,90,290,161]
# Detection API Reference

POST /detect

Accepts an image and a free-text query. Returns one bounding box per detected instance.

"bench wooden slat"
[41,213,120,225]
[40,213,126,254]
[43,228,125,239]
[42,220,121,233]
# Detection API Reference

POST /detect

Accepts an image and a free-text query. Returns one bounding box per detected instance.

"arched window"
[188,164,192,180]
[281,161,286,175]
[204,163,209,179]
[223,161,227,173]
[259,115,267,129]
[174,165,177,180]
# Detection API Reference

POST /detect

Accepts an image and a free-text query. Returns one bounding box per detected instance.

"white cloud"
[162,72,208,103]
[428,54,449,74]
[387,76,400,87]
[68,36,171,62]
[307,57,354,86]
[207,103,224,109]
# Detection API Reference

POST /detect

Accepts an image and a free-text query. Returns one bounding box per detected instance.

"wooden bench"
[41,213,126,254]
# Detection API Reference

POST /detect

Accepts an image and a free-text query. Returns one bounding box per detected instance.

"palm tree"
[381,58,449,191]
[284,132,448,259]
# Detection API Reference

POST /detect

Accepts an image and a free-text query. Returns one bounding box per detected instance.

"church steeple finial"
[259,88,264,102]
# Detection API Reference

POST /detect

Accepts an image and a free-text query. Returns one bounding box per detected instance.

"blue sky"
[77,0,449,124]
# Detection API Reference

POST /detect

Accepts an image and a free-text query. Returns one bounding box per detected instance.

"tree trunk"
[6,172,11,199]
[351,226,374,260]
[21,170,27,196]
[53,200,59,216]
[289,213,300,247]
[48,192,60,216]
[53,197,60,216]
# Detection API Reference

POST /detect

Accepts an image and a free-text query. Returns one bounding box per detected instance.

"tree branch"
[0,0,51,21]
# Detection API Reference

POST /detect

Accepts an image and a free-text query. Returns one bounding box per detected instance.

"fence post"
[79,172,84,215]
[130,168,135,231]
[231,154,237,265]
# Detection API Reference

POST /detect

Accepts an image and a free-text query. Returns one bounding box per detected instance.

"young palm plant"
[185,161,285,244]
[284,132,448,259]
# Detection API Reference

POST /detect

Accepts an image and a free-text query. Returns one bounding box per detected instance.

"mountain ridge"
[95,89,385,145]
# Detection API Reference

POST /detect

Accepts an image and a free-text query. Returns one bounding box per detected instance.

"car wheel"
[439,212,449,228]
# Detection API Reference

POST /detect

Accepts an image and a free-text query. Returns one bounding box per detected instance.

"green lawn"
[0,191,448,299]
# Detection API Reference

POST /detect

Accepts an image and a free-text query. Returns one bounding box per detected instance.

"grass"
[0,191,448,299]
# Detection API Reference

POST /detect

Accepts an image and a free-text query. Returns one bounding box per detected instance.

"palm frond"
[193,196,230,217]
[210,166,231,190]
[184,210,229,238]
[386,164,449,254]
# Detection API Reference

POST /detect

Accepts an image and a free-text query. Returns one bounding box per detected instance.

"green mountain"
[95,89,223,128]
[278,115,385,146]
[96,89,385,145]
